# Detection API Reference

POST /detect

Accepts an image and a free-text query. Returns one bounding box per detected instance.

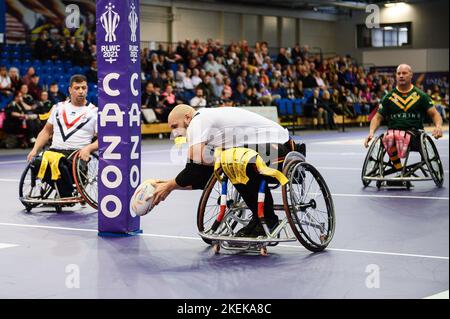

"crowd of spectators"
[138,39,449,129]
[1,31,449,147]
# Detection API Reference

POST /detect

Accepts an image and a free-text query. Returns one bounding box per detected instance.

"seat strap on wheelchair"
[214,147,289,186]
[37,151,65,181]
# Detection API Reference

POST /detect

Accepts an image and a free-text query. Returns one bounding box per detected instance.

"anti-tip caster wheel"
[260,247,268,256]
[213,243,220,254]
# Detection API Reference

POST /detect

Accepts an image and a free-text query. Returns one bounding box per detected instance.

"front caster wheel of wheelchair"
[72,152,99,209]
[282,160,335,252]
[362,136,383,187]
[376,181,382,189]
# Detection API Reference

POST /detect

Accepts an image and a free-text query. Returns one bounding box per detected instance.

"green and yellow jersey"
[378,85,434,130]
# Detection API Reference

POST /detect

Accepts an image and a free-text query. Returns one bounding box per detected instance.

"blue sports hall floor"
[0,126,448,299]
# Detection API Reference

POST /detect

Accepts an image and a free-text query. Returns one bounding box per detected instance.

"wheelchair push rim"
[197,170,249,245]
[420,134,444,187]
[282,160,336,252]
[361,135,384,187]
[72,151,99,209]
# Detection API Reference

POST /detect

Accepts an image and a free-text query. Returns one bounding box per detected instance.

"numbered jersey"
[48,100,98,150]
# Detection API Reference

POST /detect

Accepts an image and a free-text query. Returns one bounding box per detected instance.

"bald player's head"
[396,64,413,88]
[168,104,196,137]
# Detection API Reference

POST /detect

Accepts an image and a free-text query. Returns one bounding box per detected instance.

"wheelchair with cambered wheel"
[362,130,444,189]
[19,150,98,213]
[197,149,336,256]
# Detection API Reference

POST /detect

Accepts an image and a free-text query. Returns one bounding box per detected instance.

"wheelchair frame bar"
[21,196,84,205]
[363,176,433,182]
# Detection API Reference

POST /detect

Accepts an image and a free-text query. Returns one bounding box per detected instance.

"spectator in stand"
[344,67,357,89]
[232,83,247,106]
[55,38,70,60]
[270,81,285,100]
[33,32,48,60]
[22,67,36,87]
[48,83,66,105]
[8,67,23,92]
[190,87,207,109]
[65,36,78,61]
[244,87,261,106]
[211,75,224,100]
[291,44,303,63]
[73,41,92,67]
[304,88,328,129]
[149,69,164,89]
[0,66,13,98]
[28,75,42,101]
[18,84,35,109]
[431,84,447,122]
[191,68,203,88]
[222,77,233,100]
[35,91,53,128]
[142,82,158,109]
[203,53,223,75]
[294,80,304,98]
[86,60,98,84]
[196,75,215,103]
[276,48,290,67]
[359,86,372,115]
[299,67,317,89]
[3,92,39,144]
[45,39,58,61]
[286,81,296,100]
[161,84,177,113]
[321,90,337,130]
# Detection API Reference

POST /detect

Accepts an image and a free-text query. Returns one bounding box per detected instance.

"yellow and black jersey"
[378,85,434,130]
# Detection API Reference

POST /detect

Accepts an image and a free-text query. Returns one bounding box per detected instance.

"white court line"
[324,193,448,200]
[424,290,449,299]
[0,222,448,260]
[0,178,20,182]
[0,160,27,165]
[271,190,449,200]
[0,243,19,250]
[0,177,447,200]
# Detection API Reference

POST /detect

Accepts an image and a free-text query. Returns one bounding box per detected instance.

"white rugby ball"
[131,179,157,216]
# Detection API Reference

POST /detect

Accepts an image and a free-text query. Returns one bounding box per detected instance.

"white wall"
[139,0,338,51]
[242,15,258,45]
[176,8,220,41]
[223,13,241,44]
[140,5,168,43]
[335,0,449,66]
[262,16,278,46]
[300,19,336,54]
[282,18,297,48]
[362,49,449,72]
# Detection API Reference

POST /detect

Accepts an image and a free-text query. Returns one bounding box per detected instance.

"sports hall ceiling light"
[384,2,407,8]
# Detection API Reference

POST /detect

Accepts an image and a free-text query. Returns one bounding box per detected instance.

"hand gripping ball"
[131,179,157,216]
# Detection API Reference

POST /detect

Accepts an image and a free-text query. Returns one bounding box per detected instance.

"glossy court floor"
[0,127,448,299]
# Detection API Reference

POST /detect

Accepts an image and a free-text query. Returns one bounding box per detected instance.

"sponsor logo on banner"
[100,2,121,63]
[129,2,139,63]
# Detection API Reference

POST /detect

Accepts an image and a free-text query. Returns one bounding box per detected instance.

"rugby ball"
[131,179,158,216]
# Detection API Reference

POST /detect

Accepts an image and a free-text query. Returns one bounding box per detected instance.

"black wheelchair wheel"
[19,162,55,211]
[73,152,99,209]
[361,135,383,187]
[420,134,444,187]
[282,160,335,252]
[197,170,248,245]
